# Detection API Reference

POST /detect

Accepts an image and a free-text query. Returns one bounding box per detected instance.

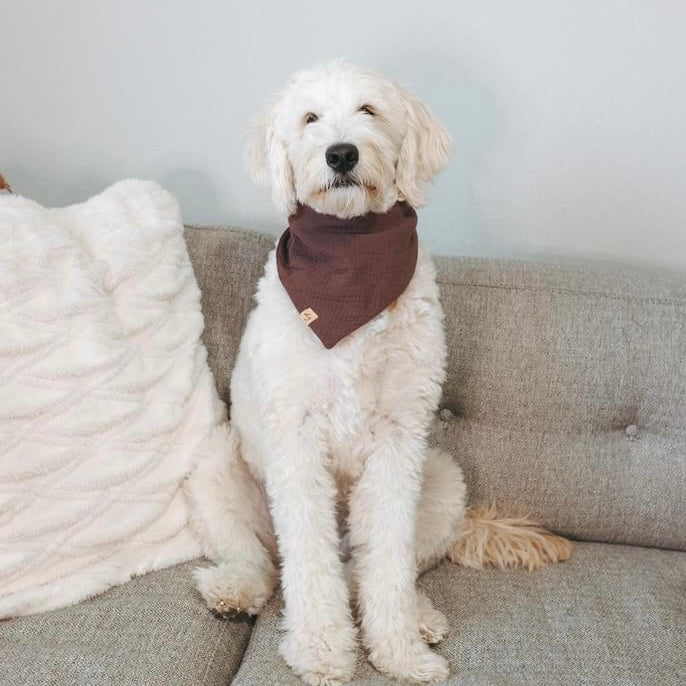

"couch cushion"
[230,542,686,685]
[433,257,686,550]
[0,561,252,686]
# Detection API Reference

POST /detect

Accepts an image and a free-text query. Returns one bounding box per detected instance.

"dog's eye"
[358,105,375,116]
[304,112,319,125]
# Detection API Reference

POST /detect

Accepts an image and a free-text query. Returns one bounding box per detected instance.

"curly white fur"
[187,61,570,685]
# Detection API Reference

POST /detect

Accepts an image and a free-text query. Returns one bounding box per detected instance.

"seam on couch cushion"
[436,279,686,307]
[200,623,229,686]
[184,227,686,305]
[436,414,686,436]
[186,224,276,239]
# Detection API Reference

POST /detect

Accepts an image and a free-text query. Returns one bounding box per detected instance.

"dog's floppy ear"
[395,91,453,208]
[244,100,296,215]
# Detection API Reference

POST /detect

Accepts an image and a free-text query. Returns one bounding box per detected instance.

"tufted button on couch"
[2,226,685,686]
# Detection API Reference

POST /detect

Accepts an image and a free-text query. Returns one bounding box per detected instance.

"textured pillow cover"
[0,180,226,618]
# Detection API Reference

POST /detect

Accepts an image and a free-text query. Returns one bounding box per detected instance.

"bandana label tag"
[300,307,318,326]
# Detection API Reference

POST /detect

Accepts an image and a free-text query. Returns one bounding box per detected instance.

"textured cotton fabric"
[5,546,684,685]
[230,542,686,686]
[184,226,274,407]
[0,561,252,686]
[276,202,418,348]
[186,227,686,551]
[432,256,686,551]
[0,182,229,618]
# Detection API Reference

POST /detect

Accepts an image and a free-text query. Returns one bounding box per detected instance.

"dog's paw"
[280,625,357,685]
[194,559,276,617]
[417,589,449,645]
[369,640,449,683]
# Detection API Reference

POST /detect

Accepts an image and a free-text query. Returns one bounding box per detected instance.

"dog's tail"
[450,504,572,571]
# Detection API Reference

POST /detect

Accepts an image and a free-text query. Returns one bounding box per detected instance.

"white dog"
[187,61,571,685]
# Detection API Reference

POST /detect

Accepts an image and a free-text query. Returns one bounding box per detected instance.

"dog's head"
[246,61,452,218]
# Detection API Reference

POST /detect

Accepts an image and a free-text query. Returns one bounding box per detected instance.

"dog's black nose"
[325,143,359,173]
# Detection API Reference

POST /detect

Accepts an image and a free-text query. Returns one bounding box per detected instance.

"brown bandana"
[276,202,418,349]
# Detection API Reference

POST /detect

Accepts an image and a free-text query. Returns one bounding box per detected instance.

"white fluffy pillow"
[0,180,226,618]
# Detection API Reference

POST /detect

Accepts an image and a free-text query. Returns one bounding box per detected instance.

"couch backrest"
[185,226,686,551]
[185,226,274,406]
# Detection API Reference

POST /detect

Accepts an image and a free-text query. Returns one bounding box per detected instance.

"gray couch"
[2,226,685,686]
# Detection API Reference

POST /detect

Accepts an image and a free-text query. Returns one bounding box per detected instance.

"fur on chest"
[231,246,446,482]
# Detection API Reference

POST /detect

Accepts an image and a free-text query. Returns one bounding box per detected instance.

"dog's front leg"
[349,429,449,683]
[264,417,357,685]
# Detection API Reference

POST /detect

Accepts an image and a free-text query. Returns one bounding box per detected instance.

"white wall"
[2,1,685,271]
